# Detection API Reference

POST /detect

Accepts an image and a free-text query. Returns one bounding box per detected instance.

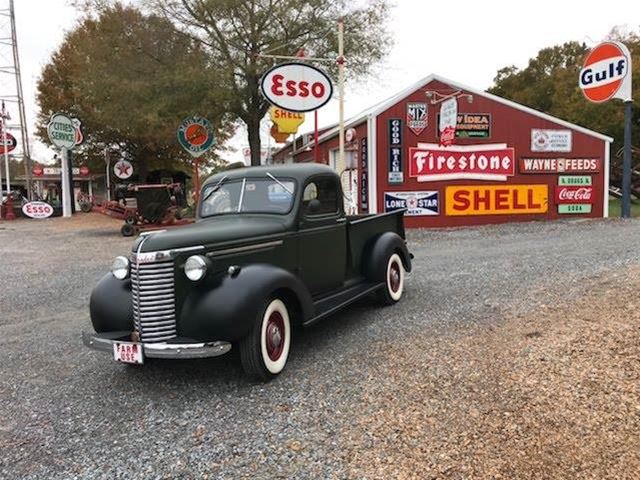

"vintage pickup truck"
[83,164,412,380]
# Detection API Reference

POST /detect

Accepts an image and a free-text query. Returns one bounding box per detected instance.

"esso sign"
[261,63,333,113]
[580,42,632,103]
[22,201,54,219]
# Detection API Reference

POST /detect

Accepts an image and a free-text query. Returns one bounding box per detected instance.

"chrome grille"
[131,259,177,342]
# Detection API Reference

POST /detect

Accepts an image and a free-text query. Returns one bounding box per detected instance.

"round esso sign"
[261,63,333,113]
[579,42,632,103]
[22,201,54,219]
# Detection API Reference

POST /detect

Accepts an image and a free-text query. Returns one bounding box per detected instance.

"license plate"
[113,341,144,364]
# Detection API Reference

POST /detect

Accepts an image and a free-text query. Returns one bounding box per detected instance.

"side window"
[302,177,339,217]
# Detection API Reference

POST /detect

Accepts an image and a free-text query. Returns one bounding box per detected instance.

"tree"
[37,3,233,181]
[488,30,640,169]
[144,0,393,166]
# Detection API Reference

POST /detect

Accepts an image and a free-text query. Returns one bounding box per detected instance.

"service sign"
[519,157,601,173]
[269,107,305,134]
[445,185,548,216]
[406,103,428,135]
[554,185,594,204]
[260,62,333,113]
[531,129,572,152]
[47,113,80,149]
[438,98,458,146]
[409,143,515,182]
[22,201,54,219]
[0,131,17,154]
[580,41,632,103]
[384,191,439,216]
[178,116,215,158]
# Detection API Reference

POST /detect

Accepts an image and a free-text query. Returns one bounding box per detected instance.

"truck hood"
[136,215,290,252]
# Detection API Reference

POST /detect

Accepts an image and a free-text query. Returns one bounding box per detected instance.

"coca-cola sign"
[409,143,515,182]
[554,186,594,204]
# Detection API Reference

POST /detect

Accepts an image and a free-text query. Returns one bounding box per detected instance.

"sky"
[4,0,640,167]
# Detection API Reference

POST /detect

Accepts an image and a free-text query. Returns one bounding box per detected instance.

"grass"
[608,197,640,218]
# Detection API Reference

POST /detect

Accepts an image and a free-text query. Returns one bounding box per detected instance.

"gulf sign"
[579,42,632,103]
[260,63,333,113]
[409,143,515,182]
[445,185,548,216]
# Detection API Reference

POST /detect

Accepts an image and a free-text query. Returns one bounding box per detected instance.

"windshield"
[200,176,295,217]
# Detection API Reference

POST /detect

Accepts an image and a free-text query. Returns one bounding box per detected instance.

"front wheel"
[239,298,291,381]
[377,252,405,305]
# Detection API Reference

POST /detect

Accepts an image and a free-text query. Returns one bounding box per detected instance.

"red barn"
[271,74,612,228]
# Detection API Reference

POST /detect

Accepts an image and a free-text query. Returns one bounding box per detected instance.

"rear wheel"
[239,298,291,381]
[377,252,405,305]
[121,223,135,237]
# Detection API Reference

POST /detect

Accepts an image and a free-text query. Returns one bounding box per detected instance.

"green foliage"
[488,29,640,177]
[37,3,234,179]
[145,0,393,165]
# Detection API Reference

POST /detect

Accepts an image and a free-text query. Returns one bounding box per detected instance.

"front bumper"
[82,331,232,359]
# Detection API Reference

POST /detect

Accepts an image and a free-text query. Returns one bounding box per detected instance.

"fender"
[179,264,314,342]
[89,274,134,332]
[364,232,413,282]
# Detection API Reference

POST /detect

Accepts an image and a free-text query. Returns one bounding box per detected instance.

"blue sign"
[384,191,439,216]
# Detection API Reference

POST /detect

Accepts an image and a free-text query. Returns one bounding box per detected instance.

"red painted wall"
[374,79,607,228]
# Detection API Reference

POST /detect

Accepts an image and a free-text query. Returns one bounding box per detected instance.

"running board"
[303,282,384,327]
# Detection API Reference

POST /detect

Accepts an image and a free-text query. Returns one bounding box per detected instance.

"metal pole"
[9,0,32,199]
[2,106,9,195]
[194,158,200,204]
[337,19,345,173]
[621,100,633,218]
[104,147,111,202]
[60,147,71,217]
[314,110,319,163]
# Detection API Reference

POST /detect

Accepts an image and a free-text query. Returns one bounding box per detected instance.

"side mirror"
[306,198,322,215]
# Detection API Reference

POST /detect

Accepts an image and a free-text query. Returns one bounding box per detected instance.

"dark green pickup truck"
[83,164,412,380]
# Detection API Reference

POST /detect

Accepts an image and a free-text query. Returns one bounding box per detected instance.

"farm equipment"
[95,183,192,236]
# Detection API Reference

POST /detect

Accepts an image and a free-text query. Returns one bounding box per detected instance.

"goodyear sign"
[445,185,548,216]
[384,191,439,216]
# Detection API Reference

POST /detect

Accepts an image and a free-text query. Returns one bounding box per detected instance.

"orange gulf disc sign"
[270,125,290,143]
[579,42,632,103]
[269,107,305,134]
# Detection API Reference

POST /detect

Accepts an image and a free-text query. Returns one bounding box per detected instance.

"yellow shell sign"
[269,107,305,134]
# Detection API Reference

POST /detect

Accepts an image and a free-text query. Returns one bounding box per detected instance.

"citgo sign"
[445,185,548,216]
[261,63,333,113]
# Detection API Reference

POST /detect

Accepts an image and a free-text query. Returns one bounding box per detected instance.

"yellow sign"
[269,107,305,134]
[445,185,548,216]
[270,125,290,143]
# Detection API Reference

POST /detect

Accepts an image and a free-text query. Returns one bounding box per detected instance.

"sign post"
[47,113,83,218]
[579,41,633,217]
[177,116,215,204]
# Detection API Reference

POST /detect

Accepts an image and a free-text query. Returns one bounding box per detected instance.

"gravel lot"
[1,214,639,479]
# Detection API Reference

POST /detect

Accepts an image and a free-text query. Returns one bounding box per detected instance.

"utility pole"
[337,19,345,174]
[0,0,32,198]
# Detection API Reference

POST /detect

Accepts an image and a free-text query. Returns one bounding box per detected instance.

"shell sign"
[579,42,632,103]
[269,107,305,134]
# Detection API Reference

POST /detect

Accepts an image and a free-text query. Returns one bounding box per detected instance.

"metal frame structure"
[0,0,31,198]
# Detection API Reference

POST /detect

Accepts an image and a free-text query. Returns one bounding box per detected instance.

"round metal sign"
[0,131,17,154]
[114,159,133,179]
[260,63,333,113]
[47,113,77,149]
[22,201,54,219]
[177,116,215,158]
[580,42,632,103]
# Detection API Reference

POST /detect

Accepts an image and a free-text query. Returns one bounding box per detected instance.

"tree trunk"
[246,115,262,167]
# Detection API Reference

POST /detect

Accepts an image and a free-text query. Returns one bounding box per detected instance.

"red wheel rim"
[389,260,401,293]
[265,311,285,361]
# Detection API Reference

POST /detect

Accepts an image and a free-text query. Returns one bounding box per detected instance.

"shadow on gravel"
[82,229,123,238]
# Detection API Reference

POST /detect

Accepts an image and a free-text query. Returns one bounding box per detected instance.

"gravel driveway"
[0,214,638,479]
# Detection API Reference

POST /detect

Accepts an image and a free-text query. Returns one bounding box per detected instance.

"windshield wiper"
[266,172,293,195]
[200,175,228,204]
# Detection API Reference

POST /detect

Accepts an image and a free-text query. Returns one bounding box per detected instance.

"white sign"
[346,128,357,143]
[438,98,458,146]
[580,41,632,103]
[260,63,333,113]
[242,147,270,165]
[531,129,572,152]
[22,201,54,219]
[114,159,134,179]
[47,113,82,149]
[384,191,439,216]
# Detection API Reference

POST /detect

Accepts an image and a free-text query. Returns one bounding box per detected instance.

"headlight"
[185,255,208,281]
[111,256,130,280]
